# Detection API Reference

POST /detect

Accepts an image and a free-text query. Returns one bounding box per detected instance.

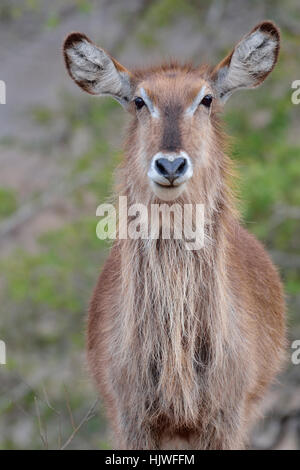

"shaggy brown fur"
[63,21,286,449]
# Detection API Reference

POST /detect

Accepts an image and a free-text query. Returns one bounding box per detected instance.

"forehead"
[135,69,211,107]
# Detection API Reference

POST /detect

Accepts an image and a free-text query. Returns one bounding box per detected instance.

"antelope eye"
[201,94,213,108]
[134,97,145,110]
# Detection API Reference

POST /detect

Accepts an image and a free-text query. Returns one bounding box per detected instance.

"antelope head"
[63,21,279,203]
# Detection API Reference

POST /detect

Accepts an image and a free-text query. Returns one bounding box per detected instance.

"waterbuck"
[63,21,286,449]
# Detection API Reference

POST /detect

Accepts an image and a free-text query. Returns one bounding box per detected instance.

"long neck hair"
[109,106,246,432]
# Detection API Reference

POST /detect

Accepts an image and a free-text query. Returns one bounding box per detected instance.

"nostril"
[155,159,169,176]
[176,159,187,175]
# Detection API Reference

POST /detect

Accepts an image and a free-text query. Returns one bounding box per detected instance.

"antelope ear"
[63,32,134,107]
[211,21,280,103]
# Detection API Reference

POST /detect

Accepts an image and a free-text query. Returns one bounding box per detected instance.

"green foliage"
[0,92,118,450]
[31,106,54,125]
[144,0,195,29]
[76,0,92,14]
[45,13,60,29]
[1,217,108,333]
[225,90,300,242]
[0,187,17,219]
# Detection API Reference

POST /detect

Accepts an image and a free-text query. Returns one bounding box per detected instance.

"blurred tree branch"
[60,399,98,450]
[0,170,95,240]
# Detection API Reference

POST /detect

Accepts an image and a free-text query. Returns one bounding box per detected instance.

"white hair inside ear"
[63,33,133,107]
[213,22,280,103]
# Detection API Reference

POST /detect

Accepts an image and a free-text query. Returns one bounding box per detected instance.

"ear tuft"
[63,32,92,52]
[257,20,280,39]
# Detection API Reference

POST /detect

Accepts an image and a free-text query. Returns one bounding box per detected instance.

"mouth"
[150,180,187,201]
[153,181,181,188]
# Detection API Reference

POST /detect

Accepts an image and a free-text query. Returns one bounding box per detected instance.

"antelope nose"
[155,157,187,184]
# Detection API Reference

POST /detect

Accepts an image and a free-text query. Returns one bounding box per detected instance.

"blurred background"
[0,0,299,450]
